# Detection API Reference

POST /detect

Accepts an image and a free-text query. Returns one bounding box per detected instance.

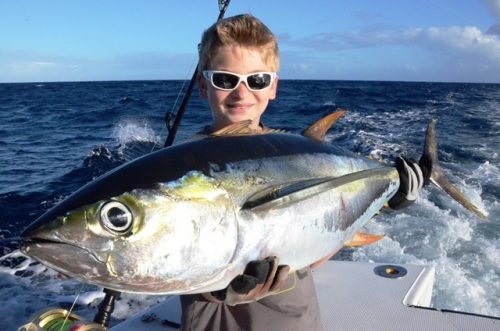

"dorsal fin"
[344,232,384,247]
[303,109,346,142]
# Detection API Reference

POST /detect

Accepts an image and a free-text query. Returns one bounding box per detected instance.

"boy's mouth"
[227,103,253,113]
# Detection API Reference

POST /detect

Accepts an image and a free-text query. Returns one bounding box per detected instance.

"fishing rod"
[163,0,231,147]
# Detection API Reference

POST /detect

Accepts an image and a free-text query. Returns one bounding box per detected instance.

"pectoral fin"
[344,232,384,247]
[242,167,395,212]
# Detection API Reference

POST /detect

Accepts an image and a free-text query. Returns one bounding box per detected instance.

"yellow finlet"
[303,109,346,142]
[344,232,384,247]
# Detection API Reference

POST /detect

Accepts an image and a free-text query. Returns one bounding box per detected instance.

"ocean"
[0,80,498,328]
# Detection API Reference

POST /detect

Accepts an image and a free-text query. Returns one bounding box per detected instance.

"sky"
[1,0,499,83]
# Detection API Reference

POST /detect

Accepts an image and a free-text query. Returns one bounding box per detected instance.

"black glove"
[207,257,290,306]
[388,156,427,210]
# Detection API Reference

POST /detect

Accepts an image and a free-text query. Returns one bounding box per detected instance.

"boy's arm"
[201,257,290,306]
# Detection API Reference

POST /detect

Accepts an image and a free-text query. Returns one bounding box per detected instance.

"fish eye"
[100,201,133,235]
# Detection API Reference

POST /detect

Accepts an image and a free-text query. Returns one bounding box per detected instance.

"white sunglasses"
[203,70,277,91]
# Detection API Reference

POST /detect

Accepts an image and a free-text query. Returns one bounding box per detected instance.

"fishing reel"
[19,289,120,331]
[18,308,107,331]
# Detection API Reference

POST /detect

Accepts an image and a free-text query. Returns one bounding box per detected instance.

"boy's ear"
[269,76,279,100]
[197,73,208,99]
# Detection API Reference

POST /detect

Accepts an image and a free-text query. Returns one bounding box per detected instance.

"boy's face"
[198,45,278,131]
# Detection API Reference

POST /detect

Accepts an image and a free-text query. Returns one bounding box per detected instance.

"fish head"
[21,172,239,294]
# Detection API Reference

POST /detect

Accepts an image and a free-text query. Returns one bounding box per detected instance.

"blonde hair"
[198,14,280,73]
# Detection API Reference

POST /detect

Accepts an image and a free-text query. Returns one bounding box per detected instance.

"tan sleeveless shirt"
[180,267,323,331]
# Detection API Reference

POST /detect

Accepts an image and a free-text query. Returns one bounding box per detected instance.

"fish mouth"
[20,237,111,281]
[21,235,108,263]
[21,211,110,265]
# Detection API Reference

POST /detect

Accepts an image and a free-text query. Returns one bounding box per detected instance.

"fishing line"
[149,56,198,154]
[168,71,190,125]
[58,282,87,331]
[169,55,199,119]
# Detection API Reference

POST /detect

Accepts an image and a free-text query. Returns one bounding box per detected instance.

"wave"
[0,250,168,329]
[1,80,498,328]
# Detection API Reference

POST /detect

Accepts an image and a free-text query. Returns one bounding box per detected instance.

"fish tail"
[419,119,487,219]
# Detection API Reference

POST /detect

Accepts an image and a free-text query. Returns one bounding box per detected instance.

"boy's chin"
[227,112,253,123]
[227,108,250,116]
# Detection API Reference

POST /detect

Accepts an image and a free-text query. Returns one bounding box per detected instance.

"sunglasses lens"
[212,73,240,90]
[247,73,272,90]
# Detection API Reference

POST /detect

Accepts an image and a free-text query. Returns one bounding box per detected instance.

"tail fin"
[419,119,487,219]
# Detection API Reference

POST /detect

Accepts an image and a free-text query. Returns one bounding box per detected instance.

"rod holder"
[93,288,121,327]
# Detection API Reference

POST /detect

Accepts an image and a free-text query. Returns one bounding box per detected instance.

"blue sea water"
[0,80,498,328]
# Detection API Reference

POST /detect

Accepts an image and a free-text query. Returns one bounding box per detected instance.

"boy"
[180,14,425,331]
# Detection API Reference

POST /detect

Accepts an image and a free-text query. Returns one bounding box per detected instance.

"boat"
[109,261,499,330]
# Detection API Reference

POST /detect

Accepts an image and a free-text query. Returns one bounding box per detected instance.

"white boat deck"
[111,261,499,330]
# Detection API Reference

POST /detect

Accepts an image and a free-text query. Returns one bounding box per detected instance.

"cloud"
[419,26,500,63]
[485,0,500,35]
[283,25,500,59]
[0,49,197,82]
[281,27,404,51]
[8,60,78,75]
[0,50,82,82]
[280,24,500,81]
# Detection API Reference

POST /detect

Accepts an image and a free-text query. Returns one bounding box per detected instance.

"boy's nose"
[232,80,252,96]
